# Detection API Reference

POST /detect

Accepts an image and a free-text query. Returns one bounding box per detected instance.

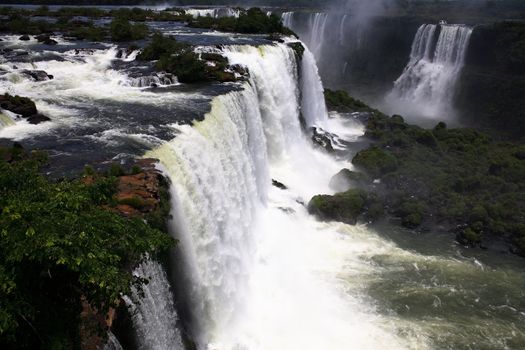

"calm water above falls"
[0,19,524,350]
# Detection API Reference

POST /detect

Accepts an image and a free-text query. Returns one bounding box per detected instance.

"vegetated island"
[310,89,525,257]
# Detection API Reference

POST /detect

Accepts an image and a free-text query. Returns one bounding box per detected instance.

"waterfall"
[385,24,473,120]
[308,13,329,59]
[185,8,240,19]
[282,11,293,28]
[300,46,329,128]
[144,43,412,349]
[123,259,184,350]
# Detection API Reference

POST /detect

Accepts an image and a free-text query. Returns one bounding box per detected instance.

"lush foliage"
[137,34,236,83]
[0,148,173,349]
[316,93,525,255]
[189,7,294,35]
[324,89,376,113]
[110,17,148,42]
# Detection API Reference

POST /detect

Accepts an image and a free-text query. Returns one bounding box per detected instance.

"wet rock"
[19,35,30,41]
[312,127,335,153]
[35,34,58,45]
[22,69,54,81]
[329,169,370,192]
[15,51,29,56]
[272,179,287,190]
[27,113,51,125]
[0,93,37,117]
[308,189,367,225]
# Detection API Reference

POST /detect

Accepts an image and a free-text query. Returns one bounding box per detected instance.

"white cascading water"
[123,259,184,350]
[385,24,473,120]
[146,43,422,350]
[185,8,240,19]
[0,111,16,130]
[308,13,329,59]
[300,45,329,128]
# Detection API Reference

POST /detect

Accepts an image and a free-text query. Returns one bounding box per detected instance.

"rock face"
[114,159,163,217]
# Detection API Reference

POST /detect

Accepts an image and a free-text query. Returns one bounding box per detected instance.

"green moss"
[352,146,398,178]
[308,189,367,225]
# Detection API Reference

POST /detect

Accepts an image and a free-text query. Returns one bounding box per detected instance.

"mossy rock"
[352,146,398,178]
[308,189,367,225]
[0,93,37,117]
[329,168,369,192]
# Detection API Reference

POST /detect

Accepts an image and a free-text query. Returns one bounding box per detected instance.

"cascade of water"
[386,24,473,120]
[0,111,16,129]
[103,331,124,350]
[282,11,294,28]
[339,14,348,45]
[309,13,329,59]
[144,43,415,349]
[123,259,184,350]
[300,46,329,128]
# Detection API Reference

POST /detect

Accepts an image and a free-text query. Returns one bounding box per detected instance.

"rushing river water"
[0,17,524,350]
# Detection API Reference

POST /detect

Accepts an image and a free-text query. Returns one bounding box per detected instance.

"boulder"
[27,114,51,125]
[19,35,30,41]
[308,189,367,225]
[329,169,369,192]
[311,127,335,153]
[22,69,54,81]
[35,34,58,45]
[0,94,37,117]
[272,179,287,190]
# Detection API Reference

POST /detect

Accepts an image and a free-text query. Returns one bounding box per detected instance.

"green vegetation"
[189,8,294,35]
[324,89,377,113]
[0,147,173,348]
[137,34,236,83]
[110,17,148,42]
[309,189,367,225]
[314,93,525,256]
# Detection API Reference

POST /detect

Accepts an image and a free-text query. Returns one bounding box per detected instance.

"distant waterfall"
[185,8,240,19]
[123,259,184,350]
[300,46,329,128]
[386,24,473,120]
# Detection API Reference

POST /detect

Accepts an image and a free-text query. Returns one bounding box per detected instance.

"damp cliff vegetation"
[0,146,174,349]
[310,90,525,256]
